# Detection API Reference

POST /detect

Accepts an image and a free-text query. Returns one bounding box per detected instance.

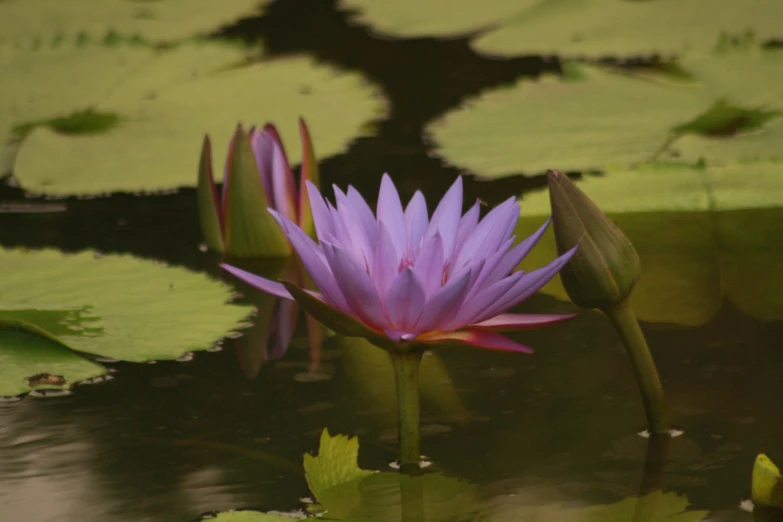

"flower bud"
[547,169,641,309]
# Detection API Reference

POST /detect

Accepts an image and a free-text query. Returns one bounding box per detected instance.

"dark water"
[1,1,782,521]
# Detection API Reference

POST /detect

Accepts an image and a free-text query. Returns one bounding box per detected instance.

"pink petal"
[421,329,534,354]
[220,264,293,300]
[471,312,578,330]
[442,270,525,330]
[334,186,375,267]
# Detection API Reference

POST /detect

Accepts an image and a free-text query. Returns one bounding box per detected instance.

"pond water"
[1,1,782,521]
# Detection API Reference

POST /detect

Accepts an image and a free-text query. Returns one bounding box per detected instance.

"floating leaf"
[0,0,269,44]
[304,429,479,521]
[207,511,306,522]
[516,163,783,326]
[428,52,783,178]
[304,428,374,503]
[0,327,107,396]
[0,248,252,362]
[339,0,538,39]
[472,0,783,57]
[4,40,386,196]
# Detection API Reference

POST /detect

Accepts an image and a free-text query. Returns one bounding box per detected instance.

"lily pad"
[516,163,783,326]
[428,51,783,178]
[304,429,479,521]
[0,327,107,396]
[5,39,386,196]
[0,0,268,44]
[339,0,538,39]
[0,248,252,362]
[472,0,783,58]
[207,512,305,522]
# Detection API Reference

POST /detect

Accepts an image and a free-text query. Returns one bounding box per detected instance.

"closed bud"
[547,169,641,310]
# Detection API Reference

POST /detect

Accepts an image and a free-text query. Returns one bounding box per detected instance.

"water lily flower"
[220,174,578,354]
[198,118,319,258]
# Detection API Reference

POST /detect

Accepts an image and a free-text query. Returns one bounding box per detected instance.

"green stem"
[391,348,423,475]
[604,298,671,433]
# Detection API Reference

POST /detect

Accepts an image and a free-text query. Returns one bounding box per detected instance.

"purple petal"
[335,188,375,268]
[472,245,579,323]
[441,270,525,330]
[249,129,275,209]
[414,268,472,333]
[404,191,429,251]
[385,268,426,330]
[454,200,480,254]
[421,329,534,354]
[423,177,463,259]
[472,312,578,330]
[322,242,388,330]
[220,263,293,300]
[347,186,379,246]
[377,174,407,255]
[464,239,513,298]
[485,218,550,284]
[372,222,400,301]
[412,233,445,298]
[270,136,296,222]
[271,212,351,312]
[305,180,334,244]
[453,197,518,270]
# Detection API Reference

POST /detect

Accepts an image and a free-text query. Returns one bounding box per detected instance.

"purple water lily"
[221,175,578,353]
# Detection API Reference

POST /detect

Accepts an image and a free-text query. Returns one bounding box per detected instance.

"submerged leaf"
[517,163,783,326]
[0,327,106,397]
[0,248,252,362]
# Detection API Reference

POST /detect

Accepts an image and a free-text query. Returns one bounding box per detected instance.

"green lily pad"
[0,248,252,362]
[0,327,107,396]
[304,429,479,521]
[516,163,783,326]
[207,511,306,522]
[304,428,374,503]
[0,0,268,44]
[489,490,708,521]
[472,0,783,58]
[339,0,538,39]
[5,39,386,196]
[428,51,783,178]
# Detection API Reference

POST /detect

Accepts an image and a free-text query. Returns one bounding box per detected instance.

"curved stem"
[604,298,671,433]
[391,349,423,475]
